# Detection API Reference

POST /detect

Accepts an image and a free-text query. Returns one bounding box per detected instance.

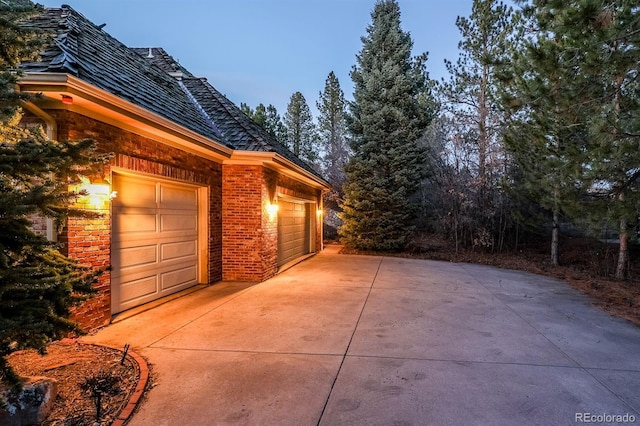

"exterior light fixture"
[61,95,74,105]
[266,202,279,218]
[74,176,116,209]
[317,209,323,216]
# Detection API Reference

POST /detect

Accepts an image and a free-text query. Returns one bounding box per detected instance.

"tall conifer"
[316,71,348,190]
[506,0,640,276]
[340,0,435,251]
[284,91,318,167]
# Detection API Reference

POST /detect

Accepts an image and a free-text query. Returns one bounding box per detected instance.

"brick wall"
[50,110,223,330]
[222,165,265,281]
[262,168,279,279]
[222,164,323,282]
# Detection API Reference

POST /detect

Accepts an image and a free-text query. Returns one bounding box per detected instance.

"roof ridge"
[190,77,274,148]
[177,79,230,148]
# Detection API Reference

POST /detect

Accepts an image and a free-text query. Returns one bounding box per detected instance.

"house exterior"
[18,6,329,330]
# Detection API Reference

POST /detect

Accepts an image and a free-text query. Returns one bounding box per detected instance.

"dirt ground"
[6,340,139,425]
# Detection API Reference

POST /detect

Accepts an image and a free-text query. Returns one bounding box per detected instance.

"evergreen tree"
[340,0,435,251]
[570,0,640,279]
[0,0,103,388]
[316,71,349,236]
[253,103,268,127]
[239,102,254,118]
[284,91,318,167]
[502,1,585,265]
[240,102,287,143]
[508,0,640,277]
[264,104,287,144]
[316,71,349,190]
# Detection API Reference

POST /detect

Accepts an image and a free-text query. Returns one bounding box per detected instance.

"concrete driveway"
[83,246,640,425]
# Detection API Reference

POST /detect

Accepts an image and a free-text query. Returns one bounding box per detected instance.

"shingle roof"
[21,7,229,147]
[21,6,325,182]
[132,48,324,179]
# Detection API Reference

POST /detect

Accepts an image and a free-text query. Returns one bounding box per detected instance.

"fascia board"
[18,72,233,162]
[226,151,331,191]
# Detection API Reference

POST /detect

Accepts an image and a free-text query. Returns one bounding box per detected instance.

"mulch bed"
[6,340,140,425]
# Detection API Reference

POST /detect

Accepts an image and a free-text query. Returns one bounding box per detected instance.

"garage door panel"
[161,240,197,261]
[160,214,197,232]
[119,275,158,304]
[160,185,197,208]
[161,265,197,291]
[113,212,158,234]
[116,245,157,269]
[113,177,157,207]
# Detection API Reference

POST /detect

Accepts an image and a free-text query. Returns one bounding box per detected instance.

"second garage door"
[277,200,313,267]
[111,173,201,314]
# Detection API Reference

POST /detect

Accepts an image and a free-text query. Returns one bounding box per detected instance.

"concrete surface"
[83,246,640,425]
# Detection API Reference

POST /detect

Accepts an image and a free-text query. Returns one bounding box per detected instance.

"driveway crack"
[316,255,384,426]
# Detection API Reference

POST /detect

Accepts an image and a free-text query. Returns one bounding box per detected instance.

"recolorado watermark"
[575,413,636,423]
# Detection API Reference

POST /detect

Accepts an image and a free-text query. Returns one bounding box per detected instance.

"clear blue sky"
[37,0,482,117]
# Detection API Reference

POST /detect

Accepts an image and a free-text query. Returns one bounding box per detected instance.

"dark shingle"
[21,6,325,182]
[21,7,229,147]
[130,48,322,179]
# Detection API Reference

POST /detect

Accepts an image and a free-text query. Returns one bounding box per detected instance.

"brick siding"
[222,165,322,281]
[222,165,267,281]
[23,109,323,330]
[50,110,223,330]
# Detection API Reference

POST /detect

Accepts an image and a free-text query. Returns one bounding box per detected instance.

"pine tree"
[264,104,287,144]
[240,102,287,144]
[284,91,318,167]
[441,0,522,250]
[253,103,268,127]
[0,0,104,388]
[502,1,585,265]
[239,102,254,117]
[316,71,349,190]
[340,0,435,251]
[572,0,640,279]
[508,0,640,277]
[316,71,349,237]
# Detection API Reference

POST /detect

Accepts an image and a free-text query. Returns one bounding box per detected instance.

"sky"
[37,0,480,118]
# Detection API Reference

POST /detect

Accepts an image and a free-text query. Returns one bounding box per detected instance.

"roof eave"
[18,72,233,162]
[226,151,331,191]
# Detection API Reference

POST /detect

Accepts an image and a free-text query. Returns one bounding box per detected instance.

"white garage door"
[277,200,311,267]
[111,173,200,313]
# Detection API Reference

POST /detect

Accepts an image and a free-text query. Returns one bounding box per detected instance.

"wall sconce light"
[317,209,323,216]
[75,176,116,209]
[61,95,74,105]
[266,202,279,218]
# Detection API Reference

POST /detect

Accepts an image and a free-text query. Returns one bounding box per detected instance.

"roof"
[19,7,325,182]
[21,7,232,148]
[133,48,323,179]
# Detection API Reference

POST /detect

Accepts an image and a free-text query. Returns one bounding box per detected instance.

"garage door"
[111,173,200,313]
[277,200,311,267]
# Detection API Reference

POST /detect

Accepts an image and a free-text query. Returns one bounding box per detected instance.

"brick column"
[222,165,278,281]
[62,185,112,330]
